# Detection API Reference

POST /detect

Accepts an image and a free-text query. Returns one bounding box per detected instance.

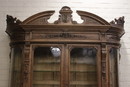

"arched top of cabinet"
[6,6,125,41]
[21,6,110,25]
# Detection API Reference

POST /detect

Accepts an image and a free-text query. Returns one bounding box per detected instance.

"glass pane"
[33,47,61,87]
[109,48,118,87]
[70,47,97,87]
[11,47,22,87]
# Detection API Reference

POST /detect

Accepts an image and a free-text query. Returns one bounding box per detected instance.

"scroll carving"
[54,6,77,24]
[110,16,125,28]
[6,15,24,36]
[6,15,21,24]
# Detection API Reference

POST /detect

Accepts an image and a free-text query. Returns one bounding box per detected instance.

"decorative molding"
[110,16,125,28]
[54,6,77,24]
[44,33,87,39]
[32,33,100,40]
[32,33,101,41]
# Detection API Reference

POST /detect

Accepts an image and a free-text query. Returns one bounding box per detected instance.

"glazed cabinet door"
[68,44,101,87]
[32,44,63,87]
[31,44,101,87]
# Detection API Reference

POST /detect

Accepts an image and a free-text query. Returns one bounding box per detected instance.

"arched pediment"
[76,10,110,25]
[21,11,55,25]
[21,6,110,25]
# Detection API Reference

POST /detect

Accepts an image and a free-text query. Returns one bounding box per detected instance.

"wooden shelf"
[70,81,97,85]
[34,58,60,64]
[33,64,60,72]
[33,81,97,85]
[33,70,60,72]
[33,81,60,85]
[35,62,60,64]
[71,62,96,65]
[33,70,95,72]
[70,70,96,72]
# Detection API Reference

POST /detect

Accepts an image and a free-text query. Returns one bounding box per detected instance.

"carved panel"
[32,32,100,40]
[107,34,120,42]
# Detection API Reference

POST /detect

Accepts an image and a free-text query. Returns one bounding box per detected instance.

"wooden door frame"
[30,43,104,87]
[31,44,64,87]
[67,44,101,87]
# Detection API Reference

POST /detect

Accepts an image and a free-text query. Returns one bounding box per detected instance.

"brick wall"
[0,0,130,87]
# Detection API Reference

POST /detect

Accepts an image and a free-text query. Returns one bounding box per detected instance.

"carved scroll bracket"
[110,16,125,28]
[6,15,21,25]
[6,15,24,37]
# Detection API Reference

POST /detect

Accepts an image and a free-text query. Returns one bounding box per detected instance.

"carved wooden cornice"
[6,6,125,43]
[6,6,125,26]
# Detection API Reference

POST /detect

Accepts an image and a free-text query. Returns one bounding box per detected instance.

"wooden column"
[22,32,31,87]
[101,43,109,87]
[61,44,69,87]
